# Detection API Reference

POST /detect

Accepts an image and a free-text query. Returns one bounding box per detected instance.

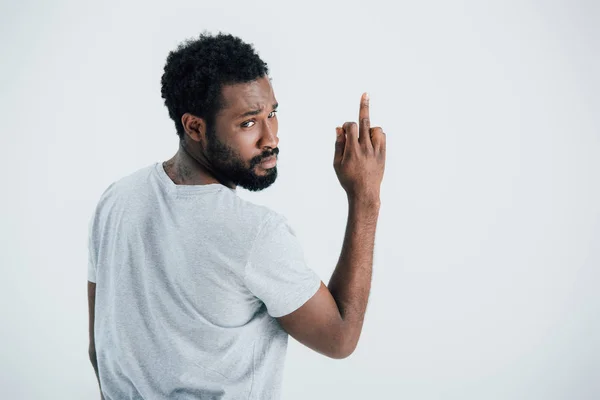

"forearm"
[327,195,380,353]
[89,349,105,400]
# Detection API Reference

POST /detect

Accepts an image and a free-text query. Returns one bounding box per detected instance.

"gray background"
[1,0,598,399]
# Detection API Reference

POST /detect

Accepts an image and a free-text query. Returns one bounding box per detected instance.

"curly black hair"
[161,32,269,139]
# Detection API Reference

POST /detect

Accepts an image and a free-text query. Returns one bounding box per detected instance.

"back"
[88,162,321,399]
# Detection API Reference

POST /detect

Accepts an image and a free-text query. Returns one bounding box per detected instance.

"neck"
[163,141,236,189]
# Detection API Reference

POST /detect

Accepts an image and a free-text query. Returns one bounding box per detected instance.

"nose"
[259,119,279,150]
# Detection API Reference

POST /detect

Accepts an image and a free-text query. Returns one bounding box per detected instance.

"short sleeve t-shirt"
[88,162,322,400]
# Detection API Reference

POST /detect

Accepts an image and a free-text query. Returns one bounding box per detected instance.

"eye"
[241,120,256,128]
[268,110,278,118]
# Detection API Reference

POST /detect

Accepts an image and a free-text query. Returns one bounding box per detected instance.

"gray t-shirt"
[88,162,322,400]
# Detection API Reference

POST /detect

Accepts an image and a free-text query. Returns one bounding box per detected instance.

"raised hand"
[333,93,386,202]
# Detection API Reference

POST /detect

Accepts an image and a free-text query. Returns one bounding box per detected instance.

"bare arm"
[277,93,385,358]
[276,197,380,359]
[327,196,380,355]
[88,281,105,400]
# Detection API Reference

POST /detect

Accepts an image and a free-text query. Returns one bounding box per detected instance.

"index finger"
[358,92,370,142]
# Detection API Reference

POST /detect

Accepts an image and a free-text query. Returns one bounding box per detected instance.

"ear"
[181,113,207,143]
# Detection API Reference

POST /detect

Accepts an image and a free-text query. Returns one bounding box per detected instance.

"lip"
[260,156,277,168]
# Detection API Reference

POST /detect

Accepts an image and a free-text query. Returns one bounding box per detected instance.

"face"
[205,76,279,192]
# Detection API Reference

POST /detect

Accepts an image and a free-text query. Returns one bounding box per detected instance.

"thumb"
[334,127,345,164]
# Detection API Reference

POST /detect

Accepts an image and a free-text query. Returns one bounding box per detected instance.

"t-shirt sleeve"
[87,214,97,283]
[244,213,322,318]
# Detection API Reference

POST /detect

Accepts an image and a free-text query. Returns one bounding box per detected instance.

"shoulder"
[226,193,282,226]
[219,194,293,241]
[104,164,155,198]
[97,164,155,202]
[89,164,155,223]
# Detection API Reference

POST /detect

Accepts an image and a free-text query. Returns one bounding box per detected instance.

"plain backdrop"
[1,0,598,399]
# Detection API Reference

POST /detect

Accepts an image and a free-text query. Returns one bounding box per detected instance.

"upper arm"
[276,281,352,359]
[245,213,352,358]
[88,280,96,353]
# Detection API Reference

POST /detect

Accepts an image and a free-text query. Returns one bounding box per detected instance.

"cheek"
[234,135,259,162]
[237,133,258,151]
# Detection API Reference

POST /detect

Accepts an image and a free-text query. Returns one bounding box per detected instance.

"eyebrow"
[237,103,278,119]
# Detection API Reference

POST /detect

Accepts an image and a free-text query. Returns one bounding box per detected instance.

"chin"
[239,169,277,192]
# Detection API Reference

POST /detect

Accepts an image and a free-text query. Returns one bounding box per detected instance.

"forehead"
[219,76,276,116]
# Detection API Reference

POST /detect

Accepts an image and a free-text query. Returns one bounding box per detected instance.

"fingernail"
[365,92,370,100]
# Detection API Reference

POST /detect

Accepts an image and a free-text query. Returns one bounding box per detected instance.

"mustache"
[255,148,279,164]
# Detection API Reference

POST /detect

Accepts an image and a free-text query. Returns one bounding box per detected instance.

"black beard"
[205,132,279,192]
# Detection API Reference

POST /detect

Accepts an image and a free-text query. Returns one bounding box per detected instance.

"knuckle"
[373,127,385,137]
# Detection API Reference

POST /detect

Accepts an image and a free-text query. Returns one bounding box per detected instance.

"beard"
[205,129,279,192]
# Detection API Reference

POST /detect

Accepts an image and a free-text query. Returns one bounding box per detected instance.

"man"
[88,32,386,399]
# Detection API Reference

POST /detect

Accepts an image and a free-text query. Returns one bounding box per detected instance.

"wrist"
[347,194,381,211]
[347,191,380,207]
